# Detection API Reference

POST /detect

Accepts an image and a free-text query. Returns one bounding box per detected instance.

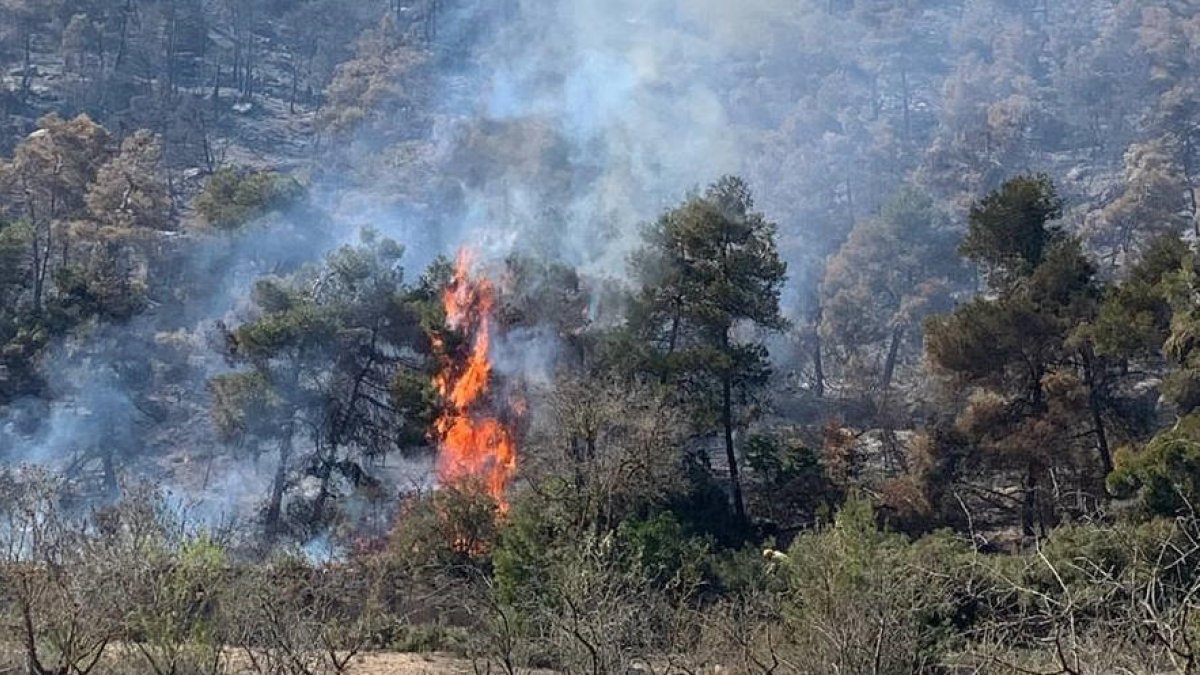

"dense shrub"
[193,167,303,230]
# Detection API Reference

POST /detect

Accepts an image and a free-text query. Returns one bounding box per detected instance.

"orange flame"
[432,249,517,508]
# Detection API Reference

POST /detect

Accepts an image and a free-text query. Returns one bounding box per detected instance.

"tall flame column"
[431,250,517,508]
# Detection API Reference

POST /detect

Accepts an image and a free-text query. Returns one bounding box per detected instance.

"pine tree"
[629,176,788,521]
[927,175,1104,537]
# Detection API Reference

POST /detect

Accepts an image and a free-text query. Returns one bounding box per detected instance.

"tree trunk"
[22,600,47,675]
[96,24,106,74]
[232,39,242,96]
[165,0,178,97]
[721,332,745,521]
[1021,463,1038,540]
[1189,185,1199,239]
[426,0,440,44]
[1081,346,1114,478]
[881,324,905,393]
[265,423,294,536]
[244,6,256,100]
[211,64,221,112]
[312,450,336,528]
[102,448,118,498]
[660,313,681,384]
[289,58,299,114]
[723,371,745,521]
[21,32,32,102]
[31,226,44,315]
[812,308,826,398]
[115,0,132,70]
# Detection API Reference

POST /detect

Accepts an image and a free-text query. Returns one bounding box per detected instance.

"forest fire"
[431,250,517,509]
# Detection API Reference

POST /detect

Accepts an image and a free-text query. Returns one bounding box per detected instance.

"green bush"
[193,167,303,230]
[1109,413,1200,517]
[377,622,469,655]
[777,496,962,672]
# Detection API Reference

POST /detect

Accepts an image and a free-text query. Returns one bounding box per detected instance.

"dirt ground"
[341,652,482,675]
[0,648,518,675]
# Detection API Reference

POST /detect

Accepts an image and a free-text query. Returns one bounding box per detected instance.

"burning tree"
[431,249,519,508]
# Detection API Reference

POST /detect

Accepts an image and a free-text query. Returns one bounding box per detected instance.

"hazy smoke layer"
[435,0,771,271]
[1,0,926,528]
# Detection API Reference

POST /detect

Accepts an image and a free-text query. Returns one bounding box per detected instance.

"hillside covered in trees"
[4,0,1200,673]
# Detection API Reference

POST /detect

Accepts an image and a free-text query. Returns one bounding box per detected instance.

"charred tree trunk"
[881,323,905,393]
[21,32,33,102]
[659,299,683,385]
[26,194,48,316]
[102,449,118,498]
[1081,346,1114,479]
[115,0,133,70]
[265,423,294,536]
[721,332,745,521]
[1021,463,1038,539]
[289,58,299,114]
[812,307,826,398]
[31,233,45,316]
[164,0,178,97]
[722,371,745,521]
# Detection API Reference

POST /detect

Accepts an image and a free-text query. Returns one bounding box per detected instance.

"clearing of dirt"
[339,652,547,675]
[341,652,480,675]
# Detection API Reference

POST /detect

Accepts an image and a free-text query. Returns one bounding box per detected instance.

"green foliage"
[49,250,149,323]
[0,220,43,401]
[390,368,438,447]
[211,228,431,536]
[744,433,840,528]
[1109,413,1200,517]
[494,495,710,609]
[1161,253,1200,414]
[0,324,46,402]
[821,187,965,391]
[926,176,1104,535]
[1093,233,1187,359]
[616,512,711,589]
[632,176,789,347]
[208,371,277,443]
[233,281,341,359]
[377,623,469,655]
[193,167,303,230]
[124,533,229,675]
[933,179,1094,368]
[629,176,788,519]
[0,114,177,405]
[492,493,560,605]
[10,3,1200,671]
[925,247,1093,388]
[0,219,30,294]
[959,173,1063,288]
[497,254,589,336]
[776,496,965,672]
